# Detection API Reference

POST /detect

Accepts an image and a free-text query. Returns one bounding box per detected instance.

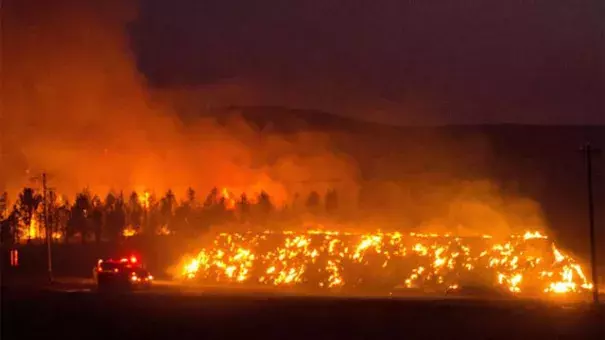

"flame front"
[179,230,592,297]
[122,226,137,237]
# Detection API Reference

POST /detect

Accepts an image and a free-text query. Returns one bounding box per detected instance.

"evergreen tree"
[106,194,126,241]
[305,191,321,215]
[55,198,71,244]
[1,208,18,246]
[90,196,103,243]
[127,191,142,229]
[186,187,196,206]
[0,192,8,220]
[204,187,220,207]
[201,187,226,228]
[252,191,274,225]
[68,191,91,244]
[325,189,339,214]
[105,192,117,210]
[160,190,176,230]
[17,188,42,243]
[237,193,251,223]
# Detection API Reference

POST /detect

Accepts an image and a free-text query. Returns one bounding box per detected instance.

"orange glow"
[28,218,39,240]
[221,188,237,210]
[122,226,137,238]
[139,192,151,210]
[157,225,172,236]
[178,230,592,297]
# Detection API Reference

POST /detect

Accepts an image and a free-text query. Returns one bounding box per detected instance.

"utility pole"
[42,172,53,283]
[581,142,600,304]
[31,172,53,283]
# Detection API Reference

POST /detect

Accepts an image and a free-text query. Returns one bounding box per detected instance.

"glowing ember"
[28,218,40,240]
[139,192,151,210]
[157,225,172,236]
[122,226,137,237]
[178,230,592,297]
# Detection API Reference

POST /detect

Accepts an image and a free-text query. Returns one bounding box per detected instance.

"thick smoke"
[1,0,549,237]
[0,0,360,206]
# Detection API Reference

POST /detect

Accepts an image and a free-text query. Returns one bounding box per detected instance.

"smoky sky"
[129,0,604,125]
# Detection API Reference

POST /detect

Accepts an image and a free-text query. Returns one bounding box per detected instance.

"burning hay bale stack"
[179,230,593,297]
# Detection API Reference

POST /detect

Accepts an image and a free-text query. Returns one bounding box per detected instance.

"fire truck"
[93,256,153,291]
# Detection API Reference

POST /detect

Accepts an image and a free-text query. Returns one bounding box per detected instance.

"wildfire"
[28,217,40,240]
[122,226,137,237]
[139,192,151,210]
[178,230,593,297]
[157,225,172,236]
[221,188,237,210]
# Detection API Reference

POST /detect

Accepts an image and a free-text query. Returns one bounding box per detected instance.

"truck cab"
[93,256,153,291]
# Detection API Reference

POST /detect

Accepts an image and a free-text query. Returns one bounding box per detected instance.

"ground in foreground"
[2,288,604,339]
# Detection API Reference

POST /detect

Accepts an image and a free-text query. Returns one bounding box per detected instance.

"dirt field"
[2,284,604,339]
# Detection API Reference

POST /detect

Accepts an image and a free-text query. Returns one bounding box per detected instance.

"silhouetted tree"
[201,188,227,228]
[159,190,176,232]
[257,191,273,214]
[0,193,9,244]
[305,191,321,214]
[68,191,91,244]
[325,189,339,214]
[204,187,220,207]
[106,194,126,241]
[55,201,71,243]
[0,192,8,220]
[17,188,42,243]
[105,193,117,210]
[58,197,71,244]
[251,191,274,225]
[1,206,19,246]
[127,192,142,228]
[91,204,103,243]
[186,187,196,206]
[144,193,160,233]
[237,193,251,222]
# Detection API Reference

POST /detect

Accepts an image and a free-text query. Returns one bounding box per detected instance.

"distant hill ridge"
[218,105,604,133]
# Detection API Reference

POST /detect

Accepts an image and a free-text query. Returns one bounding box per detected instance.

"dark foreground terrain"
[2,285,604,340]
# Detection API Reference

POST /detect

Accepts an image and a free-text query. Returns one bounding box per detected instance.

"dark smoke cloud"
[130,0,603,125]
[1,0,360,205]
[1,0,550,237]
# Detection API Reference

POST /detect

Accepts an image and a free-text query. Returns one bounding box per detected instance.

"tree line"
[0,187,340,245]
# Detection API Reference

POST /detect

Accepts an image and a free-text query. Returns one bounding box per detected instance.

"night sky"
[129,0,604,125]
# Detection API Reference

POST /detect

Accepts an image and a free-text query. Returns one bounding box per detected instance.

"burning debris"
[179,230,592,297]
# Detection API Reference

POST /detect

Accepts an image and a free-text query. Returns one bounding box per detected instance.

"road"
[2,279,604,339]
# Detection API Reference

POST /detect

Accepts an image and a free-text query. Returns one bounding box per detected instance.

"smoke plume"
[1,0,549,238]
[1,0,360,206]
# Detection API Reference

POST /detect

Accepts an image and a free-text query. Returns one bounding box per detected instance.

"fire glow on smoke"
[179,230,592,296]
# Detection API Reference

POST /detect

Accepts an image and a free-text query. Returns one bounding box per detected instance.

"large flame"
[179,229,592,297]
